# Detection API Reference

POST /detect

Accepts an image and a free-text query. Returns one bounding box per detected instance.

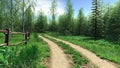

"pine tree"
[91,0,104,40]
[35,11,48,33]
[24,6,33,32]
[66,0,74,35]
[102,2,110,39]
[58,14,67,35]
[49,0,57,32]
[58,0,74,35]
[106,0,120,42]
[75,8,85,35]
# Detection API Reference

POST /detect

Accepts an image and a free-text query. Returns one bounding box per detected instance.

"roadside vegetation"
[0,0,120,68]
[0,33,50,68]
[0,34,4,44]
[47,33,120,64]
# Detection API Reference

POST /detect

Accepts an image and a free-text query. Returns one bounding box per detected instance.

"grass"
[0,33,50,68]
[47,32,120,64]
[43,35,89,68]
[0,33,4,44]
[10,34,25,44]
[0,33,25,44]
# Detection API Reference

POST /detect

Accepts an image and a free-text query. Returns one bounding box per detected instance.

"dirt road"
[39,36,70,68]
[45,35,117,68]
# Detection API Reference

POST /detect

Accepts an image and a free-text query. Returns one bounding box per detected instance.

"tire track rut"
[39,36,70,68]
[45,35,118,68]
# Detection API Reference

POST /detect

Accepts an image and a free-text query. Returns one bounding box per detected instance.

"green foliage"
[34,11,48,33]
[10,34,24,44]
[1,0,120,44]
[58,0,74,35]
[0,33,50,68]
[0,34,4,44]
[0,46,9,68]
[75,8,86,35]
[49,0,57,32]
[0,14,3,29]
[0,0,36,32]
[24,5,34,32]
[58,15,69,35]
[106,1,120,42]
[90,0,104,40]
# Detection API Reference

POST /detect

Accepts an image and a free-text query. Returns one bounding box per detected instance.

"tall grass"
[10,34,24,44]
[0,33,5,44]
[0,33,50,68]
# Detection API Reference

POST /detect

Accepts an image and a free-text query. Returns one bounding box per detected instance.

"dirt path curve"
[39,36,70,68]
[45,35,117,68]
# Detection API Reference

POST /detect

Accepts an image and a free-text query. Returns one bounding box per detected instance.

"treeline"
[37,0,120,43]
[0,0,36,32]
[0,0,120,43]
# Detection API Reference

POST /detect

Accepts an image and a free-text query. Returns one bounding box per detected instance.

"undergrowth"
[0,33,50,68]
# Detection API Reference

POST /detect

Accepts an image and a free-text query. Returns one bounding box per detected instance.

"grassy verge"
[10,34,25,44]
[0,33,50,68]
[43,35,89,68]
[46,32,120,64]
[0,33,26,44]
[0,33,4,44]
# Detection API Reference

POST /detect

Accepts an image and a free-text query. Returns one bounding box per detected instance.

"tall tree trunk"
[22,0,25,32]
[10,0,13,31]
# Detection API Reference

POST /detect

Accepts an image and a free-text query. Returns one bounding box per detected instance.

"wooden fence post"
[28,32,30,40]
[25,32,28,44]
[5,28,10,46]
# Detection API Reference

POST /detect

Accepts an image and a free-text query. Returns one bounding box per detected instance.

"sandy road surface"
[39,36,70,68]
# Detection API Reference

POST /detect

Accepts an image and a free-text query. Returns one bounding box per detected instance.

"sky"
[35,0,117,17]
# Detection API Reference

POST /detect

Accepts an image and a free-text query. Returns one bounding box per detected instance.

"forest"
[0,0,120,68]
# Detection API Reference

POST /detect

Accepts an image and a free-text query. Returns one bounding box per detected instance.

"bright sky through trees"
[35,0,117,17]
